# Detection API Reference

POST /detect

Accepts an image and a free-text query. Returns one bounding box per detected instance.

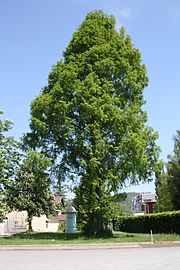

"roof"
[58,214,66,221]
[142,193,156,202]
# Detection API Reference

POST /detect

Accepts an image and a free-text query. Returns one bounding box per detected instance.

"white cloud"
[118,7,133,18]
[110,7,134,30]
[103,1,147,30]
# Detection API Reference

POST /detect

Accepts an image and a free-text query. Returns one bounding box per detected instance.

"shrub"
[114,211,180,234]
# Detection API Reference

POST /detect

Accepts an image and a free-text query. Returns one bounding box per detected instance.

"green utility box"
[66,206,77,233]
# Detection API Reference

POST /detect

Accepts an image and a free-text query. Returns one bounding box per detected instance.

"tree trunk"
[96,211,103,236]
[27,216,33,231]
[84,211,104,236]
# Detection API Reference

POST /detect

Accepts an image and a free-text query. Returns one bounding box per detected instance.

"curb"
[0,243,141,250]
[1,241,180,251]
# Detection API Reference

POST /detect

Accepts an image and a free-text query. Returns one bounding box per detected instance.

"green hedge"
[114,211,180,234]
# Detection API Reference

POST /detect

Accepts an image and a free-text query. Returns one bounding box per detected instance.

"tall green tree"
[25,11,160,235]
[6,150,55,230]
[167,131,180,209]
[155,172,173,212]
[156,131,180,211]
[166,131,180,210]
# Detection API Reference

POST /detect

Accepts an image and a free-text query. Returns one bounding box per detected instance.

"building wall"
[32,215,47,231]
[0,211,47,234]
[0,210,67,234]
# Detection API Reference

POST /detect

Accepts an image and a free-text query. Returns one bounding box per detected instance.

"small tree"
[0,110,20,221]
[6,150,55,230]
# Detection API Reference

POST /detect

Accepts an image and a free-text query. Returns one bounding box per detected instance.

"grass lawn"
[0,231,180,245]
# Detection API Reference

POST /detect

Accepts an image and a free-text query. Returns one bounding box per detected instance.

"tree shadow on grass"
[113,232,135,239]
[11,231,82,240]
[11,231,136,241]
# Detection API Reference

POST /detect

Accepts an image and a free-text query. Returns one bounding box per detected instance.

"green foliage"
[166,131,180,209]
[0,110,21,221]
[0,200,8,223]
[156,130,180,211]
[5,150,55,230]
[155,173,173,211]
[25,11,160,236]
[0,111,20,183]
[57,222,66,232]
[114,211,180,234]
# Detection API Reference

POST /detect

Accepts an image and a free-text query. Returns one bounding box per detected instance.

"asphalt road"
[0,247,180,270]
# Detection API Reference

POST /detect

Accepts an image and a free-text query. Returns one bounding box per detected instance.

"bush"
[114,211,180,234]
[58,222,66,232]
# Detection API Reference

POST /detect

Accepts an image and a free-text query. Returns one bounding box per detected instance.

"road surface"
[0,246,180,270]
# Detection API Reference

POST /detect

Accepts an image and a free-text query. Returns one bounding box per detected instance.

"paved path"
[0,246,180,270]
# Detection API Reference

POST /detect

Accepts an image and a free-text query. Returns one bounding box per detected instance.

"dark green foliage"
[155,173,173,211]
[156,130,180,211]
[13,231,82,240]
[166,131,180,209]
[25,11,160,236]
[114,211,180,234]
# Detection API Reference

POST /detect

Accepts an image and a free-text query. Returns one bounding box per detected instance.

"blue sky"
[0,0,179,193]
